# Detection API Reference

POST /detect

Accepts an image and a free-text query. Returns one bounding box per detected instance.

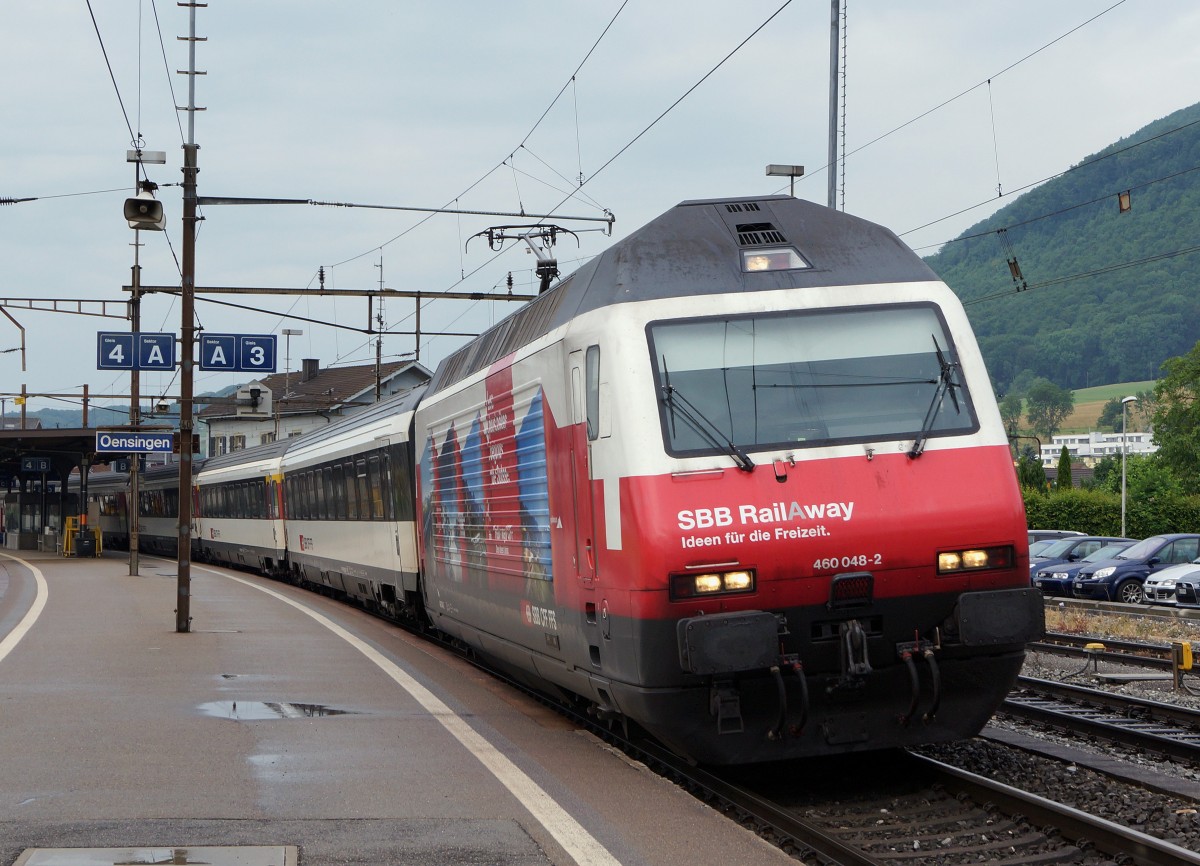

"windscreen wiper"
[908,336,962,459]
[662,360,755,472]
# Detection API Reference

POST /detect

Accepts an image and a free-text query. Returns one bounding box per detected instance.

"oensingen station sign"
[95,430,174,454]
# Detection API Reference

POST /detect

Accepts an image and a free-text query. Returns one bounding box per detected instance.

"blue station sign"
[97,332,176,371]
[95,431,174,454]
[20,457,51,473]
[199,334,277,372]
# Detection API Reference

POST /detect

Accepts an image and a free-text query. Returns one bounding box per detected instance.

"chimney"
[301,358,319,382]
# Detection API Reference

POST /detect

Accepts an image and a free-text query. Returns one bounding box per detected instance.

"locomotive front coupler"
[826,618,873,697]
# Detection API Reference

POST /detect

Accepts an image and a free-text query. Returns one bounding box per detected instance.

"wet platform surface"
[0,552,792,866]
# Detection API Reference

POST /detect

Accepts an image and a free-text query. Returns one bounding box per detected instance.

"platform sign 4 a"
[97,332,176,371]
[200,334,277,372]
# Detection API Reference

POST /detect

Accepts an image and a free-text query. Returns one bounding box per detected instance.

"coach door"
[569,348,599,587]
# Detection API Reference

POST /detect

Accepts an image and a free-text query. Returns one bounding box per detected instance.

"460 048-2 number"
[812,554,882,570]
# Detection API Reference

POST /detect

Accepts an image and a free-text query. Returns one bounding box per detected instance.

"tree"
[998,393,1023,436]
[1096,397,1123,433]
[1016,454,1048,491]
[1024,378,1075,440]
[1134,388,1156,429]
[1153,342,1200,494]
[1088,452,1181,499]
[1055,446,1073,490]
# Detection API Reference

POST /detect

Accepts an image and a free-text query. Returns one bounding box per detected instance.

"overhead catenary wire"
[906,115,1200,249]
[328,0,632,273]
[965,242,1200,308]
[770,0,1129,197]
[86,1,137,163]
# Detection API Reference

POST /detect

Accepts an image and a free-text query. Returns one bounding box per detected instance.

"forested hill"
[923,101,1200,394]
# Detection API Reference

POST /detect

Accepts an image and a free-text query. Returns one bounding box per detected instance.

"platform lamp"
[1121,395,1138,537]
[766,164,805,196]
[279,329,302,437]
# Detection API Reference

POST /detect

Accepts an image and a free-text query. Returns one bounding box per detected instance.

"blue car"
[1033,541,1137,597]
[1072,534,1200,604]
[1029,535,1136,579]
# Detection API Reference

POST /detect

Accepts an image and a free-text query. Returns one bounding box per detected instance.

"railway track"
[656,744,1200,866]
[1032,630,1177,670]
[1002,675,1200,763]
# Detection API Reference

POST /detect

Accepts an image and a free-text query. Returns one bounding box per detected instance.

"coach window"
[391,445,414,521]
[368,455,385,520]
[344,462,359,520]
[316,466,329,520]
[379,451,394,521]
[586,344,600,441]
[356,458,371,519]
[297,473,310,520]
[328,462,348,515]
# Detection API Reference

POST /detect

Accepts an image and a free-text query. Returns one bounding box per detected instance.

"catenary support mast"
[176,1,205,633]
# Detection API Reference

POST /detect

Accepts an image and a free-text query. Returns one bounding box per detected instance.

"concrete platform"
[0,551,792,866]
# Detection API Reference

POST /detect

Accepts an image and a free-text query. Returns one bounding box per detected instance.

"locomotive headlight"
[723,570,754,591]
[962,549,989,569]
[671,569,757,600]
[937,546,1014,574]
[741,246,809,272]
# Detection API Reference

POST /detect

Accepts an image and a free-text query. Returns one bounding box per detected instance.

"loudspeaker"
[124,191,166,231]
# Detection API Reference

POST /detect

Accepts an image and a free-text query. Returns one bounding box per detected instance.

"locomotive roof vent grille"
[736,222,787,246]
[725,202,762,213]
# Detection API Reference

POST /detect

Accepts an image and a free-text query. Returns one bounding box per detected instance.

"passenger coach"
[278,388,423,616]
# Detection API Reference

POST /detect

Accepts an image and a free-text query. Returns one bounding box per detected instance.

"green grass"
[1070,381,1156,403]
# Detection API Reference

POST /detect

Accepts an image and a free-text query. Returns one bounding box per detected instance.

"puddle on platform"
[197,700,355,720]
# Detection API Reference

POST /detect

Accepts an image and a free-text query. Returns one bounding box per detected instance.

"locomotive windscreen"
[648,302,978,455]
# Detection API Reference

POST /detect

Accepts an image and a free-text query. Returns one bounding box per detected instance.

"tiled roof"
[198,360,426,419]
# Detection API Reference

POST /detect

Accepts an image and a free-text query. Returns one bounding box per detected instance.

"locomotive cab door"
[568,348,601,587]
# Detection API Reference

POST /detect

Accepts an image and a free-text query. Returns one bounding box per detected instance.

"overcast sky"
[3,1,1198,416]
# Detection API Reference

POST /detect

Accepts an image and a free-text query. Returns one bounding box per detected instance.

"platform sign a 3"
[200,334,277,372]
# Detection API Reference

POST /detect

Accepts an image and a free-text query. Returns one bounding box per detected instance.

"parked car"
[1072,534,1200,604]
[1033,542,1138,597]
[1029,535,1136,578]
[1174,580,1200,607]
[1028,539,1059,559]
[1142,558,1200,605]
[1028,529,1085,544]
